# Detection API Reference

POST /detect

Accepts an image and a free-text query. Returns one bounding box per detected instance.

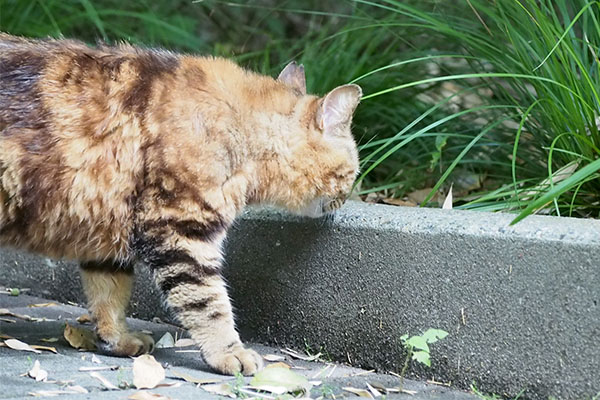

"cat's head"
[261,61,361,218]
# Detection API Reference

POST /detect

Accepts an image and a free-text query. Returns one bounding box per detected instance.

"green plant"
[397,328,448,390]
[400,328,448,368]
[2,0,599,219]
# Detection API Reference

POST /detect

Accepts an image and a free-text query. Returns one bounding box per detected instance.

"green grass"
[1,0,599,221]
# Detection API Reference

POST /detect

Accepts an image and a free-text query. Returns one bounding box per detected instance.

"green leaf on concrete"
[412,350,431,367]
[250,367,311,394]
[422,329,449,344]
[405,336,430,352]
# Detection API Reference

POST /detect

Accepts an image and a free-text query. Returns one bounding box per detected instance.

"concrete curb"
[1,201,599,399]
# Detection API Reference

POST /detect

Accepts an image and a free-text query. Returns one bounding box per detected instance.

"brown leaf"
[133,354,165,389]
[406,188,443,205]
[4,338,41,353]
[64,323,96,350]
[40,337,59,343]
[343,387,375,398]
[76,314,92,324]
[381,198,417,207]
[31,345,58,354]
[266,362,291,369]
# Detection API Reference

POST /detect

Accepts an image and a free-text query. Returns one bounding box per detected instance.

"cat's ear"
[277,61,306,95]
[317,84,362,131]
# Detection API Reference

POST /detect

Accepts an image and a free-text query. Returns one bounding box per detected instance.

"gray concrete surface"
[1,201,599,399]
[0,292,478,399]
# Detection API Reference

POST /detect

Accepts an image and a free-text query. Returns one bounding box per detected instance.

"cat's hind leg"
[80,261,154,356]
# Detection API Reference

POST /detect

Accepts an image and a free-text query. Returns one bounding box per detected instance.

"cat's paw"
[97,331,155,357]
[205,344,263,376]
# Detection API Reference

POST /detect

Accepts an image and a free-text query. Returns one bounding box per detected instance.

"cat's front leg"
[134,219,263,375]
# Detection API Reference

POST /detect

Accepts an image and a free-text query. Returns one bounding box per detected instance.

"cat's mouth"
[298,196,346,218]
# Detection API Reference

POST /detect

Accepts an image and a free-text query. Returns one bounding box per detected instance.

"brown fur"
[0,33,361,375]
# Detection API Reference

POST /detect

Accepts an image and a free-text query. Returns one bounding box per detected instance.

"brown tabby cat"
[0,33,361,375]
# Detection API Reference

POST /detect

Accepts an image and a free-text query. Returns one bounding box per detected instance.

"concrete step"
[0,292,478,399]
[1,201,599,399]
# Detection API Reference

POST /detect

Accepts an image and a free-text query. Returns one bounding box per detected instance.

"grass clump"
[1,0,599,221]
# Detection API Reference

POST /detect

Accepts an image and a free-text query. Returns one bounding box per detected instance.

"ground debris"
[4,338,41,353]
[63,323,96,351]
[89,371,120,390]
[133,354,165,389]
[28,360,48,382]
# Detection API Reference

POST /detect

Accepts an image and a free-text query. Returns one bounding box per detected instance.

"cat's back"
[0,34,181,261]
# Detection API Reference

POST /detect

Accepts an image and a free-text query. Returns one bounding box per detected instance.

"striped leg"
[134,220,263,375]
[80,261,154,356]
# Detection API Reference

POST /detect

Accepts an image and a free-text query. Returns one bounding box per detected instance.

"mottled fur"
[0,33,361,375]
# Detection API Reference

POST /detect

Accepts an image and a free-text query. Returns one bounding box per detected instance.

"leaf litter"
[155,332,175,349]
[89,371,120,390]
[133,354,165,389]
[63,323,96,350]
[128,392,172,400]
[28,360,48,382]
[4,338,41,353]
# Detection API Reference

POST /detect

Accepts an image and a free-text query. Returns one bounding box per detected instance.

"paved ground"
[0,291,480,400]
[3,202,599,399]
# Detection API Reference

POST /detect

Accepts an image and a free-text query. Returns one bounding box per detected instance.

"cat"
[0,33,361,375]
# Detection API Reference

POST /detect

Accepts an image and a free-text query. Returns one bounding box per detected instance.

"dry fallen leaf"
[265,361,291,369]
[174,338,195,347]
[0,334,14,340]
[0,308,32,321]
[40,337,59,343]
[133,354,165,389]
[65,385,88,394]
[28,360,48,382]
[4,338,41,354]
[201,383,236,398]
[280,348,322,361]
[263,354,285,362]
[89,371,119,390]
[27,302,58,308]
[250,366,312,394]
[0,318,15,323]
[64,323,96,350]
[76,314,92,324]
[31,345,58,354]
[381,198,417,207]
[155,332,174,349]
[366,382,382,397]
[128,392,172,400]
[343,387,375,398]
[171,370,221,385]
[442,183,453,210]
